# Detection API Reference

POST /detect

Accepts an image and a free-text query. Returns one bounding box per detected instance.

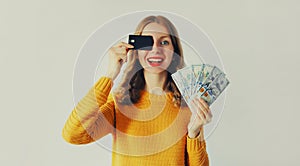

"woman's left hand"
[187,97,213,138]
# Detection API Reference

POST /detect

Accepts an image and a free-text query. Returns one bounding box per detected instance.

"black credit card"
[128,35,154,50]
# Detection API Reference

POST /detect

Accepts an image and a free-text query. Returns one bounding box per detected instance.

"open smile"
[147,57,165,67]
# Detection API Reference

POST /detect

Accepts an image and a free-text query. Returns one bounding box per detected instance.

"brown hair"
[114,15,186,107]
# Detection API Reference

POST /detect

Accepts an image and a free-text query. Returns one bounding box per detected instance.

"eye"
[160,40,170,46]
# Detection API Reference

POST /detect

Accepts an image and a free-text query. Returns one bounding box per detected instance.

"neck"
[143,70,168,94]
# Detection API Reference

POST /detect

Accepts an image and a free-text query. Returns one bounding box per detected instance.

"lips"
[147,57,164,67]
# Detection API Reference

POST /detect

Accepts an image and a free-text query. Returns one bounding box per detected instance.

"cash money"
[194,64,214,95]
[178,66,194,96]
[191,64,204,95]
[171,72,190,102]
[200,73,229,105]
[198,66,223,96]
[171,64,230,106]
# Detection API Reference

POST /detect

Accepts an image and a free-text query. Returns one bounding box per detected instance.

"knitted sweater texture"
[62,77,209,165]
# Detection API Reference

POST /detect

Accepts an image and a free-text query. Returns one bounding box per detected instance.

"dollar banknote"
[171,72,190,102]
[178,66,194,97]
[191,64,204,95]
[200,73,230,105]
[197,66,223,96]
[171,64,230,106]
[194,64,214,96]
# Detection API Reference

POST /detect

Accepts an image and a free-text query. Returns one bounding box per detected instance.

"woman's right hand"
[105,42,134,81]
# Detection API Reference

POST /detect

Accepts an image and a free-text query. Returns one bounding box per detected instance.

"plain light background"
[1,0,300,166]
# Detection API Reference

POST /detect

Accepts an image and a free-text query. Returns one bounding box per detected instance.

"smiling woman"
[62,15,211,166]
[138,23,174,72]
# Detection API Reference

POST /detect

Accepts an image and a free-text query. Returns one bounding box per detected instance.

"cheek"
[137,51,147,64]
[138,56,143,65]
[166,56,174,66]
[164,50,174,62]
[137,50,147,58]
[166,50,174,57]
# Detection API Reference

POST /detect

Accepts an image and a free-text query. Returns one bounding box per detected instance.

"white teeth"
[147,58,163,63]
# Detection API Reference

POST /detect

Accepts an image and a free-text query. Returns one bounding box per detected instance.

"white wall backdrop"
[1,0,300,165]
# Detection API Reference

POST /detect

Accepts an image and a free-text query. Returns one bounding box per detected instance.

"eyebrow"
[141,33,171,39]
[159,35,170,39]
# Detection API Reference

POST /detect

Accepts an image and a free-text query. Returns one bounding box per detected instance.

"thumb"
[126,50,135,62]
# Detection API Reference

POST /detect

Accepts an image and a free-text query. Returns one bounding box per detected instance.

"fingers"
[190,100,205,121]
[116,42,134,54]
[106,42,134,80]
[199,98,213,120]
[126,50,134,62]
[190,97,212,124]
[116,42,134,49]
[111,42,134,62]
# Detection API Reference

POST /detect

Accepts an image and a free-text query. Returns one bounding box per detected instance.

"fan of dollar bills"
[171,64,230,106]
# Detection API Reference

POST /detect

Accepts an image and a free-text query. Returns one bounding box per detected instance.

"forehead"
[142,23,170,36]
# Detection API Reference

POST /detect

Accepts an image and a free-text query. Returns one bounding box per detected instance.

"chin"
[143,67,167,74]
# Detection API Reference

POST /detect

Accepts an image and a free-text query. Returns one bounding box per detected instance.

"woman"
[62,15,212,166]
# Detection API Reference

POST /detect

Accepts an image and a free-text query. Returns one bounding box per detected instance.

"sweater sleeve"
[62,77,116,144]
[186,128,209,166]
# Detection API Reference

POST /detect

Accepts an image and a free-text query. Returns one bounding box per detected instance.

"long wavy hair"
[114,15,186,107]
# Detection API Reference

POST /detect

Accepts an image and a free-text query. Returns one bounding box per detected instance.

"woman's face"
[138,23,174,74]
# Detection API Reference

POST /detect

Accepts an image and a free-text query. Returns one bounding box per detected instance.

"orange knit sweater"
[62,77,209,166]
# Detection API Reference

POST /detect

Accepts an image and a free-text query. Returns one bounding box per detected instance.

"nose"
[150,40,162,54]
